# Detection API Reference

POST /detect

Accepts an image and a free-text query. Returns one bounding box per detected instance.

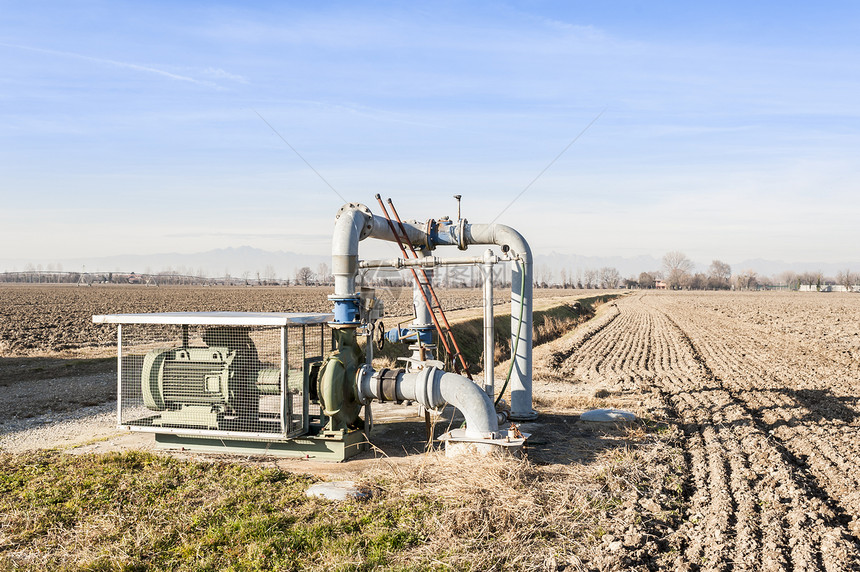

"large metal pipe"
[331,204,372,297]
[333,204,536,420]
[412,248,434,331]
[463,224,535,420]
[359,255,496,269]
[358,366,499,438]
[482,252,494,397]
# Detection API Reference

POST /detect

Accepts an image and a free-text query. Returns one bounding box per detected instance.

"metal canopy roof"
[92,311,334,326]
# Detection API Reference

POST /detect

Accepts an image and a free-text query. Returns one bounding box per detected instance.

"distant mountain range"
[3,246,859,282]
[0,246,326,280]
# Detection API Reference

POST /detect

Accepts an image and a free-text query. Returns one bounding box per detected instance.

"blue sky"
[2,1,860,267]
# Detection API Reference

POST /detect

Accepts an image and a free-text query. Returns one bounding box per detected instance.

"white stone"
[305,481,371,501]
[579,408,637,423]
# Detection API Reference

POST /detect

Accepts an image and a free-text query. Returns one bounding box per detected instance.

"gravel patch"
[0,401,121,453]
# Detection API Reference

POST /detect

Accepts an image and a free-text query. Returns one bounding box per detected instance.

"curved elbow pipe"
[463,224,535,421]
[332,204,372,296]
[428,369,499,438]
[464,223,531,263]
[359,366,499,439]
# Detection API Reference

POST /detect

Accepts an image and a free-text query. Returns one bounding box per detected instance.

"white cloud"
[200,67,248,84]
[0,42,218,88]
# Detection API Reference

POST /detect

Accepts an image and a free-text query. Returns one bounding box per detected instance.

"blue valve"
[330,296,361,325]
[385,326,433,345]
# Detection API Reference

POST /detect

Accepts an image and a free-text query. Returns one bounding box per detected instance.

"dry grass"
[356,421,685,571]
[0,430,686,571]
[363,453,597,570]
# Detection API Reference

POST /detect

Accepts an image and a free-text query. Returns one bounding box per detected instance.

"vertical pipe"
[116,324,122,428]
[463,224,536,420]
[509,257,535,419]
[411,263,435,363]
[331,206,369,297]
[412,256,433,328]
[482,258,494,397]
[280,325,287,435]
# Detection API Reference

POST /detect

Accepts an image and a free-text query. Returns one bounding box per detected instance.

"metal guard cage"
[92,312,333,442]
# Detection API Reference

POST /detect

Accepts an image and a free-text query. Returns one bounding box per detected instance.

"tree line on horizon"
[4,253,859,292]
[538,251,860,292]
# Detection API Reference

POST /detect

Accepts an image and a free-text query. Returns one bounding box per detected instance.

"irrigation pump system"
[94,199,534,461]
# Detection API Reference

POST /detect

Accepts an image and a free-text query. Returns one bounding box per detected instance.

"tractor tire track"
[656,295,860,540]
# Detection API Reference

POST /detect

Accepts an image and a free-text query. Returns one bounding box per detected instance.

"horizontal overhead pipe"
[359,254,510,270]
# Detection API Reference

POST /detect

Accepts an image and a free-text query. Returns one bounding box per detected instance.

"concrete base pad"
[438,428,529,457]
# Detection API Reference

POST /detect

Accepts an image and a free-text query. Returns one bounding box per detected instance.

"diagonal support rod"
[373,195,468,377]
[386,198,474,380]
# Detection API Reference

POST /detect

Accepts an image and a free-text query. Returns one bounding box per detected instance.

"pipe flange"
[373,368,386,402]
[356,364,373,405]
[457,218,468,250]
[370,367,402,402]
[425,219,436,251]
[412,365,438,410]
[335,203,374,240]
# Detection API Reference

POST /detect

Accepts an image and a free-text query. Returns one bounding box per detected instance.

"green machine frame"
[92,311,369,461]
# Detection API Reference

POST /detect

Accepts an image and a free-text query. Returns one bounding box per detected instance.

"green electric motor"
[141,346,237,412]
[140,327,281,429]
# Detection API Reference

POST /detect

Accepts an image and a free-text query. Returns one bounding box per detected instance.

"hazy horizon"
[3,245,859,283]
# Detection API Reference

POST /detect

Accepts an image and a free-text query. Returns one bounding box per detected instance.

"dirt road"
[552,291,860,570]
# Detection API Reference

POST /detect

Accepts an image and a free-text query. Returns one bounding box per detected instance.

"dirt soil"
[0,283,589,356]
[540,291,860,570]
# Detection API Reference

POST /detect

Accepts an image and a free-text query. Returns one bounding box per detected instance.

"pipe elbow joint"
[431,369,500,438]
[403,366,499,439]
[332,203,372,297]
[356,366,500,439]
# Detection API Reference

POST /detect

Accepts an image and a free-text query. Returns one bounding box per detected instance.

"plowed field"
[0,284,587,356]
[551,291,860,570]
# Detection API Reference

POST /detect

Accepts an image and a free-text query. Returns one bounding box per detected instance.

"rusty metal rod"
[387,198,473,380]
[373,195,459,368]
